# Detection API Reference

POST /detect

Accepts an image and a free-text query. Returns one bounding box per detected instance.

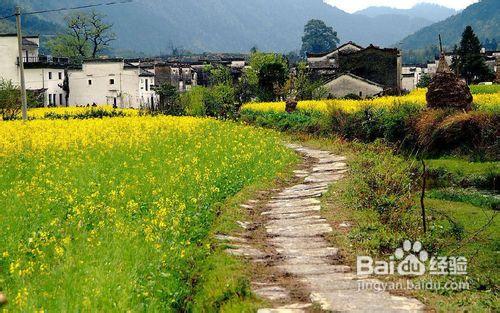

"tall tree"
[154,83,182,115]
[452,26,493,83]
[248,52,288,101]
[300,19,340,56]
[48,11,116,60]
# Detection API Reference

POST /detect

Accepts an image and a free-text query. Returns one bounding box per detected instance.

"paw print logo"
[395,240,428,276]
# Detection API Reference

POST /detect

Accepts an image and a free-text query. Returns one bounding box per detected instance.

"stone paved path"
[218,144,425,312]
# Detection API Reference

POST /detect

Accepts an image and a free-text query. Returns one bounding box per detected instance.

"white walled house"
[68,59,157,108]
[323,73,384,99]
[0,34,68,106]
[401,66,426,91]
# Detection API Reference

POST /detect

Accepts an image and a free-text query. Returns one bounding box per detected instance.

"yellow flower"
[54,246,64,257]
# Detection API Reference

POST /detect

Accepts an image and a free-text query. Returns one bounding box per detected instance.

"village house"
[307,42,402,98]
[154,62,198,92]
[323,73,384,98]
[0,34,68,106]
[307,41,364,79]
[67,59,157,109]
[401,65,427,91]
[148,56,247,92]
[483,49,500,75]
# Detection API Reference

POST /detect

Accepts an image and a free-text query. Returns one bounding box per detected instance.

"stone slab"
[267,198,321,208]
[310,290,425,312]
[278,263,350,275]
[254,285,291,301]
[262,205,321,216]
[266,223,332,237]
[276,247,338,258]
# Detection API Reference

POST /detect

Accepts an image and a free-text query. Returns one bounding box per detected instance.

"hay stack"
[426,54,473,111]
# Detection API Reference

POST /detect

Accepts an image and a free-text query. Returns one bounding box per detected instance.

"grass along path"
[218,143,424,312]
[297,136,498,312]
[0,116,296,311]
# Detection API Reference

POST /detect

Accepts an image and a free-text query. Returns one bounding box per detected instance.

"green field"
[0,116,296,311]
[470,84,500,94]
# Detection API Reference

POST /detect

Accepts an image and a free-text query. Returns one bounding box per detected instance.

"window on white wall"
[88,80,92,86]
[48,72,52,80]
[58,72,62,80]
[110,79,115,85]
[145,79,149,91]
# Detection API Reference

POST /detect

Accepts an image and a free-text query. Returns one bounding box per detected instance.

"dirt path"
[217,144,425,312]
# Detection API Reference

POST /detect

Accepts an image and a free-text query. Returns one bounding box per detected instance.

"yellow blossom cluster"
[242,88,499,113]
[0,116,296,311]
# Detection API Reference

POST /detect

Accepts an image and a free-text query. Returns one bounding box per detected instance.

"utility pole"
[15,6,28,121]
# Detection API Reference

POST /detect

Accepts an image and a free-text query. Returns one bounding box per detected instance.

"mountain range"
[1,0,455,54]
[0,0,497,55]
[401,0,499,50]
[354,3,457,23]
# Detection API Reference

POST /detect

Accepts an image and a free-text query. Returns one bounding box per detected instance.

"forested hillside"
[401,0,499,50]
[0,0,61,38]
[3,0,442,54]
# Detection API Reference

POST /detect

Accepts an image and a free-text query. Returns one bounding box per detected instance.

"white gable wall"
[0,36,21,85]
[323,75,383,98]
[68,61,146,108]
[0,36,66,106]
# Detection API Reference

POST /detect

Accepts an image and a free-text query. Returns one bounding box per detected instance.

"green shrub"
[326,102,422,145]
[154,83,183,116]
[245,104,498,160]
[240,110,324,134]
[43,108,127,120]
[204,84,239,119]
[180,86,207,117]
[343,142,419,230]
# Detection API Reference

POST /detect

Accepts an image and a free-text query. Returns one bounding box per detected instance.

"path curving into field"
[218,144,425,312]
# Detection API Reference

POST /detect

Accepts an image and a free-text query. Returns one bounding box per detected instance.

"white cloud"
[324,0,479,13]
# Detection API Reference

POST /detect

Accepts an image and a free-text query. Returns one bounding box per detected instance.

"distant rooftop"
[307,41,364,58]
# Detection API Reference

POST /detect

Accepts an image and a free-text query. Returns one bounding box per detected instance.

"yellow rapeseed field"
[0,116,296,311]
[242,88,500,113]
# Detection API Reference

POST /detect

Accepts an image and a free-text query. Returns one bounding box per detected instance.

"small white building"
[68,59,157,108]
[0,34,68,106]
[323,73,384,99]
[401,66,427,91]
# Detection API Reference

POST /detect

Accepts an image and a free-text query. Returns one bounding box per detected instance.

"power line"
[24,0,134,16]
[0,0,134,20]
[0,14,15,21]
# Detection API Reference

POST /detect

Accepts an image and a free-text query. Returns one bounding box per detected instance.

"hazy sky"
[325,0,479,13]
